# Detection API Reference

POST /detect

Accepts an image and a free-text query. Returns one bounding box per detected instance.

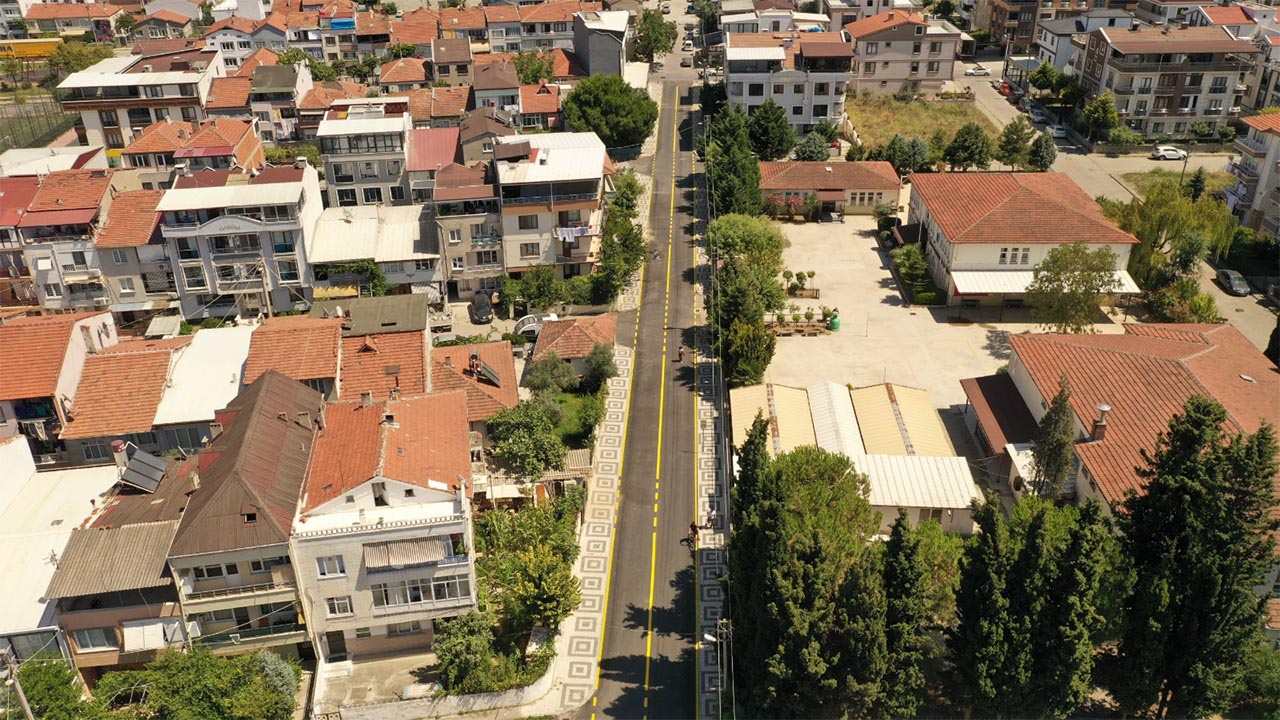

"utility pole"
[2,650,35,720]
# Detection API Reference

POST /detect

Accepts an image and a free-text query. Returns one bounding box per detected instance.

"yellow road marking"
[644,530,658,689]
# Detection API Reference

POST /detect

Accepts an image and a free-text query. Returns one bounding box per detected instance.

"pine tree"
[1114,396,1280,718]
[1185,166,1208,201]
[879,512,928,719]
[996,116,1036,170]
[707,106,762,216]
[1027,132,1058,171]
[949,496,1012,714]
[733,412,770,517]
[748,98,796,160]
[1003,502,1061,717]
[1031,373,1075,498]
[943,122,993,171]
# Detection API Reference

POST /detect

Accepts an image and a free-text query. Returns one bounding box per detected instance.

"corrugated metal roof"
[951,270,1139,295]
[850,384,908,454]
[729,385,770,452]
[724,46,787,60]
[45,520,179,598]
[363,536,451,570]
[891,384,955,456]
[807,381,863,456]
[850,383,954,456]
[155,182,303,212]
[772,384,816,453]
[854,454,981,510]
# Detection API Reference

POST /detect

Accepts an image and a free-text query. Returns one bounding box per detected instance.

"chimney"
[209,421,223,440]
[360,391,374,407]
[444,356,453,367]
[1091,403,1111,442]
[382,412,396,425]
[294,156,309,169]
[297,411,312,429]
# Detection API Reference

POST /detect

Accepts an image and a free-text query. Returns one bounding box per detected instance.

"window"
[863,41,877,55]
[438,65,450,75]
[1209,77,1228,93]
[919,508,944,523]
[863,62,875,76]
[912,41,921,54]
[278,260,299,282]
[82,439,109,462]
[451,257,464,271]
[99,110,118,127]
[316,555,346,577]
[118,277,135,294]
[74,628,117,651]
[390,186,405,202]
[793,83,804,93]
[337,188,358,206]
[195,608,235,624]
[326,596,353,617]
[182,265,207,290]
[167,426,202,449]
[930,41,942,54]
[927,61,940,74]
[519,242,540,258]
[772,83,784,94]
[363,187,383,204]
[433,574,471,600]
[414,259,436,271]
[792,106,803,115]
[360,161,378,178]
[355,627,372,639]
[1000,247,1030,265]
[455,64,467,74]
[448,228,463,243]
[477,250,499,265]
[517,214,539,230]
[388,621,422,636]
[192,563,236,579]
[44,283,62,298]
[383,262,404,274]
[748,83,764,96]
[910,62,919,74]
[249,556,289,573]
[111,249,128,265]
[181,107,196,122]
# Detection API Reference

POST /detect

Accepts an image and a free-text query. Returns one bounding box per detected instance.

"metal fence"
[0,92,75,151]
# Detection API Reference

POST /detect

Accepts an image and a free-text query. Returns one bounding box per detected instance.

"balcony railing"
[503,192,597,205]
[1235,135,1268,156]
[1228,160,1259,182]
[186,580,296,602]
[369,594,474,618]
[195,622,305,647]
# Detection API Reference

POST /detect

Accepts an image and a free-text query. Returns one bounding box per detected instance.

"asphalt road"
[590,81,700,719]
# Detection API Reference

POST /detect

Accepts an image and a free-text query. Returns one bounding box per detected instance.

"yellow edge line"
[692,96,703,720]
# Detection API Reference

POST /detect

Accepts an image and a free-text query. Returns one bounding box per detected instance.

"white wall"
[0,436,36,517]
[54,314,118,425]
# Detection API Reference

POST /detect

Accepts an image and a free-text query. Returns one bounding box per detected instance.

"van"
[682,40,694,51]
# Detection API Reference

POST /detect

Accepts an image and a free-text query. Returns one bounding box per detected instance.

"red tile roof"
[441,5,486,29]
[139,9,190,25]
[26,3,122,19]
[207,15,256,33]
[0,312,110,401]
[406,127,461,172]
[391,7,440,44]
[206,76,252,109]
[132,38,204,55]
[909,172,1139,245]
[96,190,163,248]
[533,314,618,361]
[520,0,602,23]
[843,10,925,37]
[474,49,586,79]
[0,177,40,228]
[1096,25,1259,55]
[356,8,392,34]
[1243,112,1280,134]
[1008,323,1280,505]
[298,80,367,110]
[244,316,343,385]
[759,160,899,191]
[484,5,521,23]
[337,332,429,401]
[431,341,518,421]
[100,336,193,354]
[1200,5,1254,24]
[124,117,251,156]
[27,169,113,212]
[233,47,279,77]
[432,37,473,64]
[60,349,176,440]
[407,86,471,122]
[380,57,429,84]
[520,81,561,115]
[302,391,472,511]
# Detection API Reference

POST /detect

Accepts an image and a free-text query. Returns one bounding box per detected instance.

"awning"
[145,314,183,338]
[17,208,98,227]
[122,618,184,652]
[816,190,845,202]
[409,282,442,301]
[951,270,1140,295]
[313,284,359,299]
[363,536,452,571]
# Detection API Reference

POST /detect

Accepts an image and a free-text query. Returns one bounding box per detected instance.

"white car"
[1029,109,1048,124]
[1150,145,1188,160]
[964,65,991,76]
[1048,125,1068,139]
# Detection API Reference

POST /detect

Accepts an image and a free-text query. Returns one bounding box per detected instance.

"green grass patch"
[1120,168,1235,199]
[551,391,601,449]
[845,94,1000,148]
[0,94,75,151]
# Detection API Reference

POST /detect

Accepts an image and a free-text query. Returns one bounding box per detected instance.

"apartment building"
[292,391,479,662]
[485,4,523,53]
[434,162,505,295]
[459,107,516,165]
[431,37,475,86]
[473,59,521,110]
[355,9,392,57]
[0,0,36,39]
[1034,9,1135,72]
[406,126,463,201]
[724,31,854,133]
[318,98,412,207]
[379,57,431,94]
[308,205,445,299]
[991,0,1039,52]
[1133,0,1211,26]
[1077,25,1258,138]
[1226,113,1280,236]
[440,5,489,52]
[246,63,313,143]
[844,11,961,95]
[93,189,177,323]
[23,3,124,41]
[121,118,266,190]
[19,169,143,312]
[58,46,226,158]
[493,133,608,282]
[721,8,831,33]
[158,162,321,320]
[0,176,38,307]
[206,16,264,70]
[1245,32,1280,110]
[823,0,919,29]
[520,0,601,51]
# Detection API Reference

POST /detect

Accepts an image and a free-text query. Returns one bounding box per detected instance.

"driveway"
[1198,262,1277,350]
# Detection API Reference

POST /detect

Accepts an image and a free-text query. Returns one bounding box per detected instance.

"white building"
[724,31,855,133]
[492,132,609,281]
[1227,113,1280,238]
[318,98,413,208]
[844,11,961,95]
[1033,9,1135,74]
[157,162,321,320]
[291,391,479,662]
[308,205,445,300]
[720,8,830,33]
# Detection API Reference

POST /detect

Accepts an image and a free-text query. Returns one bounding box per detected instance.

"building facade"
[724,31,855,133]
[318,98,412,207]
[845,11,961,95]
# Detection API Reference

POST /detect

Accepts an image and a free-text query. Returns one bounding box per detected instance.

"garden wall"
[336,656,557,720]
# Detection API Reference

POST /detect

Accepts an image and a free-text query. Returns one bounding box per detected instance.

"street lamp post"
[1179,150,1191,187]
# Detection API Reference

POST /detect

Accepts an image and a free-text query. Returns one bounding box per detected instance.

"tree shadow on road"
[983,328,1011,360]
[621,565,696,641]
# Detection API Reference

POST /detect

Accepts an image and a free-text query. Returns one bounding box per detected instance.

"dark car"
[469,292,494,324]
[1216,269,1250,296]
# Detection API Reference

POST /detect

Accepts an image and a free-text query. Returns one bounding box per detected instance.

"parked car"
[661,3,671,13]
[1216,269,1251,296]
[686,3,694,12]
[469,292,494,324]
[684,21,696,29]
[682,39,694,51]
[680,56,692,67]
[650,61,664,72]
[964,65,991,76]
[1048,125,1068,139]
[1150,145,1188,160]
[1029,109,1048,123]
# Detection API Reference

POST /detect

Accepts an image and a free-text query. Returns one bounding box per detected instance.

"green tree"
[879,512,928,719]
[943,121,992,171]
[706,213,784,271]
[16,654,91,720]
[523,350,579,395]
[927,128,949,168]
[503,264,566,310]
[706,105,761,215]
[811,121,839,143]
[1185,166,1208,201]
[1027,132,1058,171]
[386,42,417,58]
[313,259,389,295]
[1102,179,1237,288]
[1267,316,1279,365]
[488,400,569,478]
[1114,396,1279,718]
[114,12,137,38]
[632,8,677,62]
[995,116,1035,170]
[1003,502,1061,717]
[732,412,770,518]
[0,57,21,85]
[583,342,617,392]
[933,0,955,16]
[914,519,963,630]
[506,543,582,626]
[889,243,932,297]
[381,1,398,14]
[723,317,775,386]
[747,98,796,160]
[949,497,1012,715]
[265,143,322,174]
[1082,91,1120,139]
[47,41,114,76]
[873,134,929,175]
[1030,374,1075,498]
[89,650,298,720]
[513,50,555,83]
[435,611,500,694]
[562,73,658,150]
[793,131,830,161]
[1025,241,1119,333]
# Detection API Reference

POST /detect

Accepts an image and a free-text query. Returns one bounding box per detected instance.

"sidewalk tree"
[632,9,677,62]
[996,116,1035,170]
[879,512,928,719]
[793,131,830,161]
[514,50,555,83]
[488,400,569,478]
[1082,92,1119,140]
[943,121,992,171]
[706,105,762,215]
[583,342,618,392]
[748,98,796,160]
[707,213,785,273]
[1113,396,1279,718]
[724,317,775,386]
[0,57,20,85]
[1030,374,1075,498]
[1025,241,1119,333]
[563,73,658,150]
[1027,132,1058,171]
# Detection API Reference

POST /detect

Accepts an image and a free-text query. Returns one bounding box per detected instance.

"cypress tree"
[1003,503,1060,717]
[879,512,928,719]
[949,496,1012,715]
[1031,373,1076,498]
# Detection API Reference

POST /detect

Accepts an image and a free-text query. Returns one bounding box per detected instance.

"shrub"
[200,318,224,329]
[501,332,529,346]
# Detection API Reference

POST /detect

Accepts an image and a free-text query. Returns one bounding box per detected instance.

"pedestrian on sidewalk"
[677,345,685,363]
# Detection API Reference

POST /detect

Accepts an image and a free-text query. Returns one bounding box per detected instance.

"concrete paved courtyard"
[316,651,440,711]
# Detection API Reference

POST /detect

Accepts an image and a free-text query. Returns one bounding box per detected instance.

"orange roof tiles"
[206,76,252,109]
[100,336,193,354]
[338,332,429,401]
[430,341,518,421]
[392,7,440,44]
[843,10,925,37]
[408,86,471,123]
[356,9,392,34]
[533,314,618,361]
[473,48,585,79]
[96,190,163,248]
[233,47,279,77]
[484,5,521,23]
[25,3,122,19]
[299,80,367,110]
[0,312,110,401]
[1200,5,1254,24]
[302,391,472,511]
[520,81,561,114]
[61,349,176,440]
[909,172,1139,245]
[1008,323,1280,505]
[207,15,256,33]
[243,316,343,384]
[139,9,190,25]
[1243,112,1280,134]
[27,169,113,212]
[760,160,899,191]
[0,177,40,227]
[519,0,601,23]
[440,5,486,29]
[380,57,429,84]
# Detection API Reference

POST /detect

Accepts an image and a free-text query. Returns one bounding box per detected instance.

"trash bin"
[829,314,841,332]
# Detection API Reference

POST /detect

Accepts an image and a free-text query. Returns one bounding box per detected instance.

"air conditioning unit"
[93,297,109,307]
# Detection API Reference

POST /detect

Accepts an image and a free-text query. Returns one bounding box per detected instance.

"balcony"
[503,192,597,205]
[60,264,102,282]
[1228,160,1259,183]
[216,276,264,293]
[1263,213,1280,235]
[211,244,263,258]
[369,594,474,618]
[1235,135,1268,157]
[1112,85,1136,95]
[184,580,298,614]
[194,622,306,650]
